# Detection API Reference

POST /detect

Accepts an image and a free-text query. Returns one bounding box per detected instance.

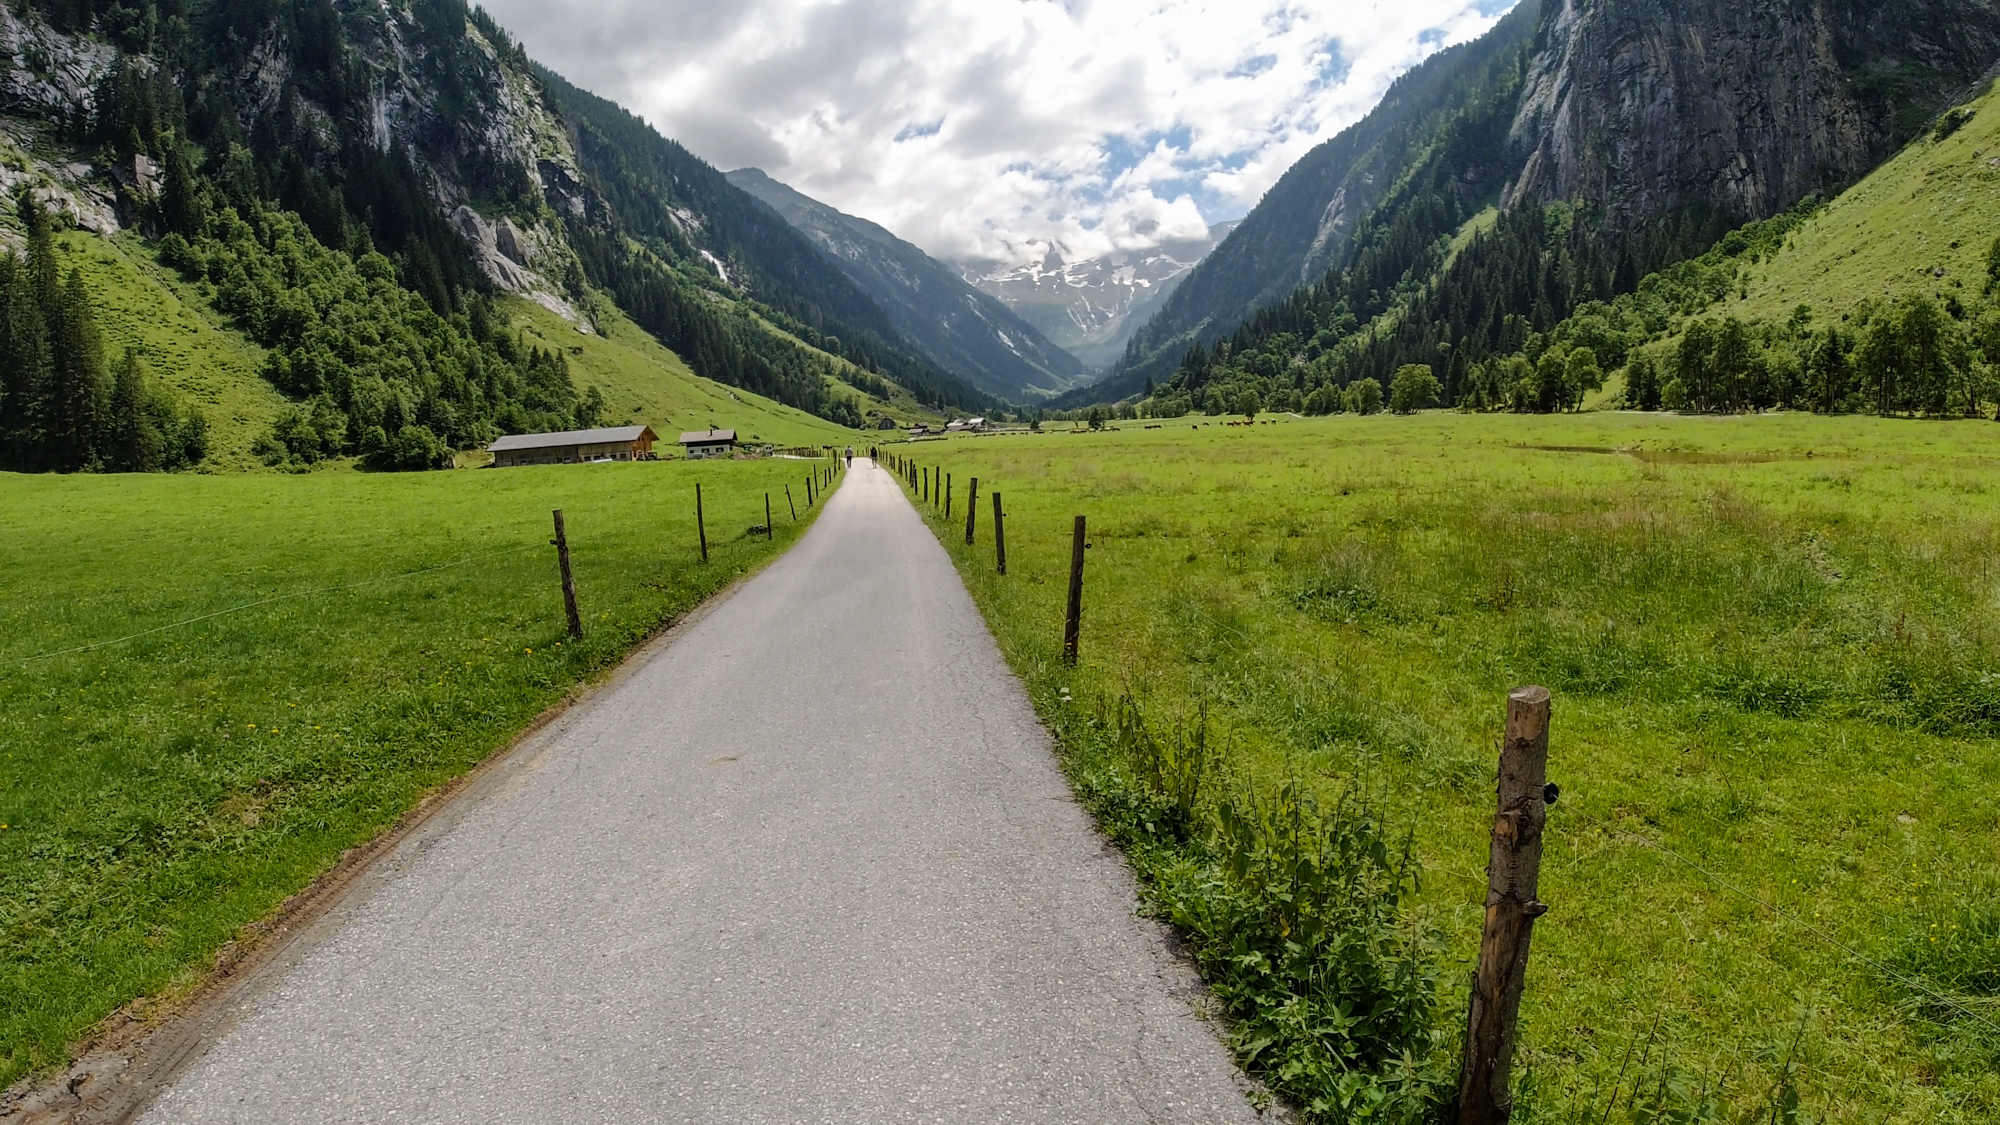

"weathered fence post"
[806,475,814,507]
[1062,514,1084,664]
[945,473,952,518]
[992,491,1006,575]
[1457,686,1554,1125]
[964,477,979,544]
[786,486,797,520]
[923,467,930,504]
[765,494,774,540]
[695,484,708,563]
[552,509,582,639]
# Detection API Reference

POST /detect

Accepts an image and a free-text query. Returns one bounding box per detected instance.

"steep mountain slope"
[504,296,910,453]
[1509,0,2000,223]
[535,70,993,415]
[1089,0,2000,407]
[1087,0,1541,402]
[0,0,1003,474]
[960,221,1236,371]
[725,167,1084,400]
[1723,83,2000,325]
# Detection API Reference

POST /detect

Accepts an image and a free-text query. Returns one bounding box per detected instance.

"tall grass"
[901,413,2000,1123]
[1052,697,1450,1122]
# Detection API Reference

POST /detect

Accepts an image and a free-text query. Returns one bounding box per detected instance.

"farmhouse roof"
[679,429,737,444]
[488,425,657,452]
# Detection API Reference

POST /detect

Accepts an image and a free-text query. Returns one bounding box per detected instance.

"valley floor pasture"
[0,458,832,1089]
[901,413,1999,1123]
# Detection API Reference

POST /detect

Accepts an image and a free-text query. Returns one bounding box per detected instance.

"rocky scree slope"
[726,167,1085,401]
[1087,0,2000,405]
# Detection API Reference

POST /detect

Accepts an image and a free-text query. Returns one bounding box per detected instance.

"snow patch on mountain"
[959,221,1238,371]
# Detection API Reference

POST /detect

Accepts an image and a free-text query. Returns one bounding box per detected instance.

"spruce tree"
[105,347,163,471]
[0,255,53,469]
[160,135,206,236]
[22,194,58,318]
[47,268,110,471]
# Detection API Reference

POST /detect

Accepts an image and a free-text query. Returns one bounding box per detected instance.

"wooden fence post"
[552,509,582,639]
[786,486,797,520]
[695,484,708,563]
[992,491,1006,575]
[1457,686,1553,1125]
[806,475,814,507]
[923,467,930,504]
[945,473,952,518]
[964,477,979,544]
[765,494,774,540]
[1062,514,1085,664]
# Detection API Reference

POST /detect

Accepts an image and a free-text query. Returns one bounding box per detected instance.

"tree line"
[1125,190,2000,422]
[0,197,207,472]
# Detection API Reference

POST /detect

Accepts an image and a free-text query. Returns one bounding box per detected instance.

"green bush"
[1069,698,1451,1123]
[1345,377,1384,415]
[1389,364,1441,414]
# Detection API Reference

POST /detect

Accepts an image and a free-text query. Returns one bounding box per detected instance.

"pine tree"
[0,254,53,469]
[104,347,163,471]
[160,135,207,236]
[47,268,110,471]
[22,194,59,317]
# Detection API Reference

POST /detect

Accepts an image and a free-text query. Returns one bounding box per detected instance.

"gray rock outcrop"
[1507,0,2000,223]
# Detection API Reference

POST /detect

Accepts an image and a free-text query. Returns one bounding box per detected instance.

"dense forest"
[0,0,992,473]
[1135,186,2000,422]
[0,198,208,472]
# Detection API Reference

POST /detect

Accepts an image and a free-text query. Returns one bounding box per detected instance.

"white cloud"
[477,0,1516,266]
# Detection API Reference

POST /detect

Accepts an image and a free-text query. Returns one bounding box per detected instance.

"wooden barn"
[487,425,659,467]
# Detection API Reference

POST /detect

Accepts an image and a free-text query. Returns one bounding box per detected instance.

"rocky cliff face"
[1086,0,2000,405]
[1507,0,2000,223]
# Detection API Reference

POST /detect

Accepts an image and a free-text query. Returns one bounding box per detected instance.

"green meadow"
[0,457,837,1088]
[898,413,2000,1123]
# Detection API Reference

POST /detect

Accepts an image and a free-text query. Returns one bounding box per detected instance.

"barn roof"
[679,429,737,444]
[488,425,656,452]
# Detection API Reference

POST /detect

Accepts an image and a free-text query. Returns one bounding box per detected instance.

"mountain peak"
[726,168,1087,398]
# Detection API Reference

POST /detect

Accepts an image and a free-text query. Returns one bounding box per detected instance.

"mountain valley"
[958,222,1237,372]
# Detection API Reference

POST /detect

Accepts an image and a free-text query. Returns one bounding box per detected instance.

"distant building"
[488,425,658,467]
[945,417,988,433]
[679,429,738,459]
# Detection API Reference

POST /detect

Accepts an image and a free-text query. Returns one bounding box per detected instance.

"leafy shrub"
[1389,364,1441,414]
[1159,783,1449,1123]
[1065,697,1452,1123]
[1345,377,1384,415]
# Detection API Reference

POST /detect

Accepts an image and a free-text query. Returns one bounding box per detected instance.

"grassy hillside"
[0,458,839,1089]
[897,414,2000,1123]
[65,233,286,471]
[39,217,869,468]
[1731,82,2000,323]
[505,298,866,450]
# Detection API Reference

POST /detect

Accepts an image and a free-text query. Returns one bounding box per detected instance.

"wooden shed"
[488,425,659,467]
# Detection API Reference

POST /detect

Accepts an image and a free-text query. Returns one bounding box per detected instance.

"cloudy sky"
[478,0,1518,267]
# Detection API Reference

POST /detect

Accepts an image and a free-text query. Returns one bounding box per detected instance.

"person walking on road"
[845,445,854,467]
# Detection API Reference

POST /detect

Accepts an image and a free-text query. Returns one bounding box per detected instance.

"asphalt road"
[133,459,1263,1124]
